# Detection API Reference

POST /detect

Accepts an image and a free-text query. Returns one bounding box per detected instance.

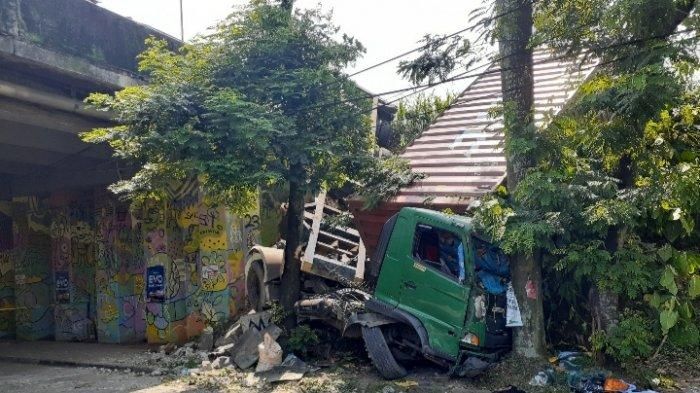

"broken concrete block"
[231,324,283,370]
[209,343,236,360]
[211,356,232,370]
[252,354,312,383]
[232,326,263,369]
[198,326,214,352]
[160,342,177,355]
[238,311,272,332]
[215,323,242,347]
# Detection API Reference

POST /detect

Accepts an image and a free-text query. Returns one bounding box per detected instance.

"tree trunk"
[278,163,305,331]
[586,0,696,342]
[280,0,294,12]
[495,0,547,358]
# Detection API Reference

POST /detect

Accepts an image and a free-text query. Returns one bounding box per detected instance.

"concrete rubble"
[145,309,308,384]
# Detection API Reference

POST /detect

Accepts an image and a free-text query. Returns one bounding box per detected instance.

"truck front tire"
[362,326,408,380]
[246,258,267,311]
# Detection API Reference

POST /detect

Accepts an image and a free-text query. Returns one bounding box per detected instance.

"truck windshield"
[413,224,466,282]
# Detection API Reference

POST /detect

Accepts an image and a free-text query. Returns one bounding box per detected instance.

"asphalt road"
[0,362,170,393]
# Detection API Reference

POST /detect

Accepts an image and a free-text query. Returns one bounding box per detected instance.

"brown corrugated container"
[350,50,596,257]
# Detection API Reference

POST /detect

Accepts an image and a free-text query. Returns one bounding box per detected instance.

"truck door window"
[412,224,466,282]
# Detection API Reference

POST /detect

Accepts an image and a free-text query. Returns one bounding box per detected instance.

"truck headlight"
[462,332,480,346]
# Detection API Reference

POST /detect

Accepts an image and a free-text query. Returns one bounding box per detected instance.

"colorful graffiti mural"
[12,198,54,340]
[141,183,259,344]
[0,183,260,344]
[0,205,14,338]
[95,192,146,343]
[49,193,98,342]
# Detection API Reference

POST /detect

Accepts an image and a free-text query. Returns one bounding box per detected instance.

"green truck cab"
[356,207,511,378]
[245,206,512,379]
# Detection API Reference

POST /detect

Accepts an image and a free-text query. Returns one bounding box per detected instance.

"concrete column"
[12,197,54,340]
[94,190,145,343]
[0,199,15,338]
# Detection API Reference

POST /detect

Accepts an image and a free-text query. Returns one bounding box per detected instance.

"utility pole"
[179,0,184,41]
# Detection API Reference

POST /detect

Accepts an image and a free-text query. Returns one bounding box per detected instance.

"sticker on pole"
[55,271,70,303]
[147,266,165,302]
[506,283,523,327]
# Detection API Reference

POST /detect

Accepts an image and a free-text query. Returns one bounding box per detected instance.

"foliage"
[605,311,656,364]
[469,0,700,361]
[83,1,388,208]
[398,35,473,85]
[82,1,424,320]
[354,155,426,210]
[286,324,320,357]
[389,93,456,152]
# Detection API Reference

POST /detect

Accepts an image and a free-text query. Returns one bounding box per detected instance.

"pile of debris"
[529,352,660,393]
[147,310,315,385]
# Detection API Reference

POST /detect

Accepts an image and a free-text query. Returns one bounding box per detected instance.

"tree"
[533,0,698,338]
[529,0,699,359]
[389,93,456,153]
[397,0,700,360]
[475,0,700,361]
[493,0,547,358]
[83,0,386,329]
[398,0,547,357]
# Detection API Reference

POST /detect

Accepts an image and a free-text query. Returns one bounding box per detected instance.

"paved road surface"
[0,362,174,393]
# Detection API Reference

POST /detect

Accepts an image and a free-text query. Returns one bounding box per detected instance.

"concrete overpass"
[0,0,179,198]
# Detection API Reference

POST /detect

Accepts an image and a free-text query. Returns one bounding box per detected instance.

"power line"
[346,0,538,79]
[290,27,699,118]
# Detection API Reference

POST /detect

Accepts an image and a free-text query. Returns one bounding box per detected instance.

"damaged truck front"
[245,200,514,379]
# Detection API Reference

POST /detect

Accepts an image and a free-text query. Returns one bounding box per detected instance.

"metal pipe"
[0,80,112,121]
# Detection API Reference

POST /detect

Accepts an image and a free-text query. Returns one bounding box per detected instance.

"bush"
[605,311,656,364]
[286,325,320,357]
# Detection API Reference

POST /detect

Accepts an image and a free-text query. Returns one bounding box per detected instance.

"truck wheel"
[246,259,267,311]
[362,326,408,380]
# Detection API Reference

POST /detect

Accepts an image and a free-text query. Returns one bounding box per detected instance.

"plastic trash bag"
[256,332,283,372]
[506,283,523,327]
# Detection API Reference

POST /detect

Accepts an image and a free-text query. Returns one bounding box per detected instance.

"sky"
[97,0,487,100]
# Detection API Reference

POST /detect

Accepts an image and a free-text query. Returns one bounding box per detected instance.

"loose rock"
[198,326,214,352]
[211,356,233,370]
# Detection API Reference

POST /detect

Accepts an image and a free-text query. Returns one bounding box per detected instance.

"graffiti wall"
[141,181,259,344]
[95,191,145,343]
[0,203,14,338]
[12,198,54,340]
[1,182,259,344]
[49,192,98,342]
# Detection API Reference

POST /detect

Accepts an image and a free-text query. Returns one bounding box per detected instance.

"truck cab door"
[397,221,470,358]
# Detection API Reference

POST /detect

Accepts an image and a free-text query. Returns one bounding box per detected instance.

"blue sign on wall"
[146,266,165,302]
[55,271,70,303]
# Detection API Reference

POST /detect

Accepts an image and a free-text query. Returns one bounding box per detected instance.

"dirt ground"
[1,355,699,393]
[0,362,166,393]
[1,339,698,393]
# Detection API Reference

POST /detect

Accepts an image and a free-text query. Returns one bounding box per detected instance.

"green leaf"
[658,244,674,262]
[660,266,678,295]
[687,253,700,275]
[689,275,700,299]
[660,309,679,335]
[681,216,695,235]
[668,321,700,348]
[673,251,691,276]
[664,221,683,242]
[645,292,664,309]
[678,301,694,320]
